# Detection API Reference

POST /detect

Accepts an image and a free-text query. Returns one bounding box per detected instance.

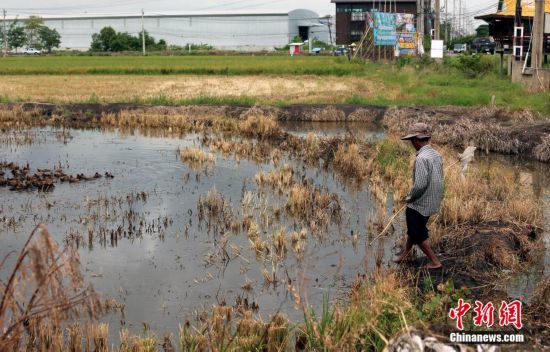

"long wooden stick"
[369,204,407,245]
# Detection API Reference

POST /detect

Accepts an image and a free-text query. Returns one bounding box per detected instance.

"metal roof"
[476,0,550,19]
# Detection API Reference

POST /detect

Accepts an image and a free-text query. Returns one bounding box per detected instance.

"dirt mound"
[402,222,540,291]
[3,102,550,162]
[438,222,539,282]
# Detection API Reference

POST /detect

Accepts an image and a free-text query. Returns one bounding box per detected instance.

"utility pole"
[141,9,146,56]
[531,0,545,69]
[326,15,333,46]
[2,9,7,57]
[513,0,522,60]
[452,0,456,39]
[416,0,421,35]
[435,0,441,40]
[419,0,424,36]
[458,0,462,37]
[445,0,449,42]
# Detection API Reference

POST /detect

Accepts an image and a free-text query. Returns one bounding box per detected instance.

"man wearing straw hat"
[395,123,443,269]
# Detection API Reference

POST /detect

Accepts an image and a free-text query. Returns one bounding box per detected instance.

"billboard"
[396,13,417,57]
[398,33,417,56]
[371,11,418,55]
[373,12,397,46]
[396,13,416,33]
[545,13,550,34]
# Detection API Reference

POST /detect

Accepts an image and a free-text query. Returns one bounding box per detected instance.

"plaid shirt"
[406,145,444,217]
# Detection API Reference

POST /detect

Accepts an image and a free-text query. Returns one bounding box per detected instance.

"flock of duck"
[0,162,114,192]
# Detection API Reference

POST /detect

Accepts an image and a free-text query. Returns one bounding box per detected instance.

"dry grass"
[0,106,46,128]
[300,272,417,351]
[438,159,542,230]
[381,106,550,162]
[100,108,238,133]
[0,225,101,350]
[272,228,288,258]
[197,188,235,234]
[0,75,375,105]
[286,183,342,232]
[333,143,368,181]
[209,138,273,164]
[534,134,550,162]
[437,222,538,283]
[179,147,216,169]
[255,164,294,191]
[238,114,281,140]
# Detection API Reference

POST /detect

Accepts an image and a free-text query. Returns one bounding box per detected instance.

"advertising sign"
[396,13,417,57]
[373,12,397,46]
[396,13,416,34]
[398,33,417,56]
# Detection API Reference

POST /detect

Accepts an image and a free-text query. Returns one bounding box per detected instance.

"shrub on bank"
[445,54,496,78]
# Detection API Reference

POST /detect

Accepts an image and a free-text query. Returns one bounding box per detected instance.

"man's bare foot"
[424,262,443,269]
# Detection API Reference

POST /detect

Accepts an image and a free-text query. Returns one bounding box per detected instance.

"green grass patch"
[0,56,369,76]
[376,139,412,177]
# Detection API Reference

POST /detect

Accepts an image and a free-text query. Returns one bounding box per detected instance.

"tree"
[38,26,61,52]
[475,25,490,38]
[90,26,167,52]
[90,26,117,51]
[7,22,26,52]
[156,39,167,51]
[24,16,44,48]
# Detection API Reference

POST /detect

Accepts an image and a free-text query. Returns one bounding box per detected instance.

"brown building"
[331,0,420,44]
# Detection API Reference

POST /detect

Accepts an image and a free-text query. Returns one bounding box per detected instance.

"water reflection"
[0,127,388,338]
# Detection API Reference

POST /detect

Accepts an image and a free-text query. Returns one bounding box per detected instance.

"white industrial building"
[20,9,331,51]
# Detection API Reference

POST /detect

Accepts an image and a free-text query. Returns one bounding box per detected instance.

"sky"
[1,0,496,17]
[2,0,497,32]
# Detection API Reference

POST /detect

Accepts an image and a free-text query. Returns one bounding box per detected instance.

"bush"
[446,54,494,78]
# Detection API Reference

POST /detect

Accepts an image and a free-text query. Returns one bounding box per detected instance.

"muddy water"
[1,126,549,339]
[279,121,384,140]
[0,126,394,337]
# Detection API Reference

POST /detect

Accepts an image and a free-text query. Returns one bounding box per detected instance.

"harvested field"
[0,75,380,105]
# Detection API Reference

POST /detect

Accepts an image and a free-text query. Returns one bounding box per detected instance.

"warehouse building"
[24,9,331,51]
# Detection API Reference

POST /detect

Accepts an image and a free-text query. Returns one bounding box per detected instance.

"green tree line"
[90,26,167,52]
[1,16,61,52]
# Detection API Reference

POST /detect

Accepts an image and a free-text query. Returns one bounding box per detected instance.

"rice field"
[0,65,548,113]
[0,106,549,350]
[0,56,365,76]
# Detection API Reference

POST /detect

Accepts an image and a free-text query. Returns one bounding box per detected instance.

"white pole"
[2,9,7,57]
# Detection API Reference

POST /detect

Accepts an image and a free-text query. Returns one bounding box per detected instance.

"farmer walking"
[395,123,443,269]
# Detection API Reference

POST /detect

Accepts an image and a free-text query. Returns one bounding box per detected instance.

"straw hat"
[401,123,431,140]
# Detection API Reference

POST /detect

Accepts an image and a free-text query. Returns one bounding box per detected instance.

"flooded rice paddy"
[0,124,394,336]
[0,123,549,339]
